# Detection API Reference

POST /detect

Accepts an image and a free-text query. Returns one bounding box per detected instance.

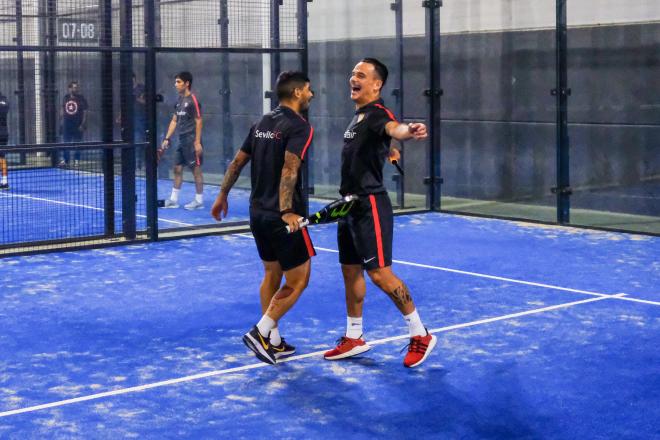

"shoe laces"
[401,335,429,354]
[335,336,354,348]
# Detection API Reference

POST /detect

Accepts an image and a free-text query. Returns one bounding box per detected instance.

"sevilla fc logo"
[65,100,79,115]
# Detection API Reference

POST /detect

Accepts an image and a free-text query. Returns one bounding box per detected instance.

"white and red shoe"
[324,336,371,360]
[403,331,437,368]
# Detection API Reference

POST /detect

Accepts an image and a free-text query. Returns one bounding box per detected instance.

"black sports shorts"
[175,134,203,169]
[337,192,393,271]
[250,211,316,271]
[0,135,7,158]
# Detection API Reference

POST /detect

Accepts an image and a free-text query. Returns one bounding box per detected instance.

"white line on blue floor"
[0,294,620,418]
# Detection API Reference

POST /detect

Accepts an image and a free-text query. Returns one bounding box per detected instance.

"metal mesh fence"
[0,144,146,255]
[158,0,300,48]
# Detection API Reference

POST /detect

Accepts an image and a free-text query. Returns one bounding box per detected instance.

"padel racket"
[286,194,359,233]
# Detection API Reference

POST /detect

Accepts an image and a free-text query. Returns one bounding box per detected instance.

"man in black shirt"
[0,92,9,190]
[59,81,88,166]
[324,58,436,368]
[211,71,315,365]
[159,71,205,210]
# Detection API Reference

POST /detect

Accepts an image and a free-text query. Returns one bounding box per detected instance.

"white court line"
[236,234,660,306]
[0,192,192,227]
[0,294,619,418]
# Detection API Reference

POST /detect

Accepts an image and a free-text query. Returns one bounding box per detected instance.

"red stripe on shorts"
[301,227,316,257]
[369,194,385,267]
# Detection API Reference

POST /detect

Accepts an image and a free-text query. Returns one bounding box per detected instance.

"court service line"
[309,245,659,307]
[0,293,619,418]
[0,192,192,226]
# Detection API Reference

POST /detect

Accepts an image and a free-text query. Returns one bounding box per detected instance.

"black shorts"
[337,192,393,271]
[250,211,316,271]
[175,135,203,169]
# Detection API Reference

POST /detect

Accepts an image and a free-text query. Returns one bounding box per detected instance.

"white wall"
[309,0,660,41]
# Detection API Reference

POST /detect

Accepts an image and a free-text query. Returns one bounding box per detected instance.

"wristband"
[280,208,294,215]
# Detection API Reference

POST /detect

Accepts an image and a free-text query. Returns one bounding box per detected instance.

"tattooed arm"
[279,150,303,232]
[211,150,250,221]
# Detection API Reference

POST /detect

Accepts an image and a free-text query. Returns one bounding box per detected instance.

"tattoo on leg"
[387,283,412,307]
[274,285,294,300]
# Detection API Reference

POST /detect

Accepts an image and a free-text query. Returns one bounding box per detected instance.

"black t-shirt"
[240,106,314,216]
[62,93,88,131]
[173,93,201,138]
[0,94,8,138]
[340,98,397,196]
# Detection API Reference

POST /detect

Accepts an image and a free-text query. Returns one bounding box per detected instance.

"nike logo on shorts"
[363,256,376,264]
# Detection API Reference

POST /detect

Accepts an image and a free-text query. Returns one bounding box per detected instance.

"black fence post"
[120,0,136,240]
[145,0,158,241]
[391,0,405,209]
[219,0,234,173]
[40,0,58,148]
[270,0,282,110]
[15,0,27,147]
[554,0,571,223]
[100,0,115,237]
[298,0,311,214]
[424,0,442,210]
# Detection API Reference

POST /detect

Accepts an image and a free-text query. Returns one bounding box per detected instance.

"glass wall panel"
[440,1,557,222]
[567,1,660,234]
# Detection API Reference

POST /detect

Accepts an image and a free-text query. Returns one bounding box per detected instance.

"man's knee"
[367,267,396,290]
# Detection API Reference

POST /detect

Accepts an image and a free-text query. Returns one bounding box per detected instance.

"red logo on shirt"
[65,100,79,115]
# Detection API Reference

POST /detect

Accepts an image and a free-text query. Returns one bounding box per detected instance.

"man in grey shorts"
[158,71,205,210]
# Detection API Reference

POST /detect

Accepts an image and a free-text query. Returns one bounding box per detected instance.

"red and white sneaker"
[403,331,437,368]
[324,336,371,360]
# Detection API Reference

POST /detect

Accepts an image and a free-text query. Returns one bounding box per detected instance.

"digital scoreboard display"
[58,19,99,43]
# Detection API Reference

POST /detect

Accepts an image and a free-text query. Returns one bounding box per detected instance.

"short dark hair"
[361,58,388,89]
[175,71,193,88]
[276,71,310,100]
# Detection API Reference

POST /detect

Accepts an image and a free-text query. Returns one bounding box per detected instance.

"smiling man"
[324,58,436,368]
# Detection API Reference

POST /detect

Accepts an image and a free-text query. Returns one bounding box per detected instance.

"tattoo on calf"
[388,283,412,306]
[274,285,294,299]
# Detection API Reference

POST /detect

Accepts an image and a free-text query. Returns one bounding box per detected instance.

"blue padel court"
[0,213,658,438]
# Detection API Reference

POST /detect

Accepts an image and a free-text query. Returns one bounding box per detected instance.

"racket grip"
[392,160,404,176]
[285,218,310,233]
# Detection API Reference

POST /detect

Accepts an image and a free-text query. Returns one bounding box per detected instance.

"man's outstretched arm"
[385,121,428,141]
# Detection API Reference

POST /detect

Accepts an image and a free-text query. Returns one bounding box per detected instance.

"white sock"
[346,316,363,339]
[1,175,6,185]
[256,315,276,338]
[170,188,180,202]
[404,309,426,337]
[195,193,203,204]
[270,327,282,346]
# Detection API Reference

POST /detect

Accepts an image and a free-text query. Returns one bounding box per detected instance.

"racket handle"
[392,160,404,176]
[285,218,310,233]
